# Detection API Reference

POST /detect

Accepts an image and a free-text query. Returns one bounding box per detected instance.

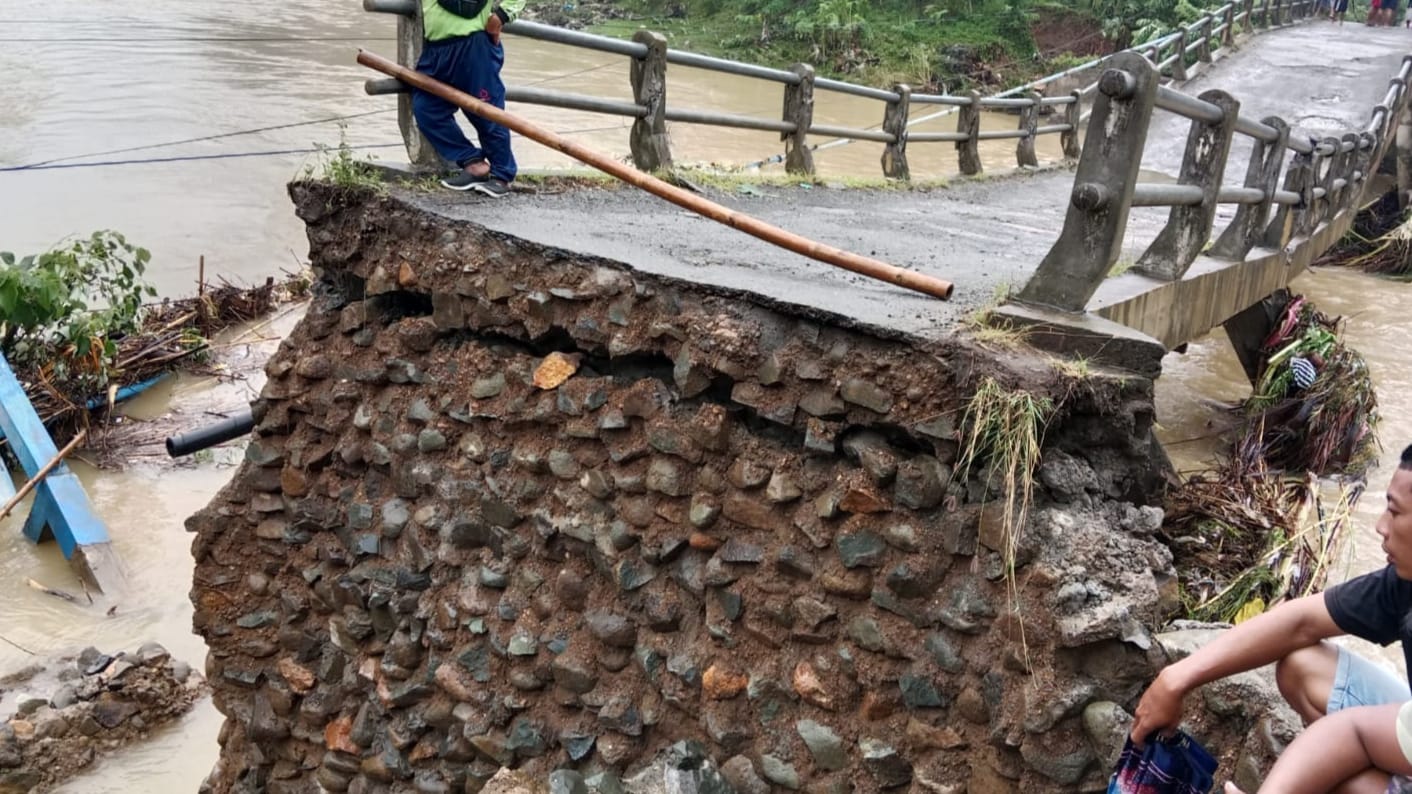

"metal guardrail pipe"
[364,0,417,14]
[1158,54,1182,72]
[976,129,1031,140]
[1218,186,1266,204]
[978,97,1038,108]
[366,77,407,95]
[1040,96,1079,106]
[504,20,648,58]
[910,94,972,106]
[1034,124,1074,135]
[1288,136,1315,155]
[1132,183,1206,206]
[506,86,645,117]
[906,131,970,143]
[663,107,795,133]
[1155,85,1224,124]
[1234,115,1280,143]
[367,76,648,119]
[1273,189,1302,205]
[813,78,899,103]
[665,50,800,85]
[806,124,895,143]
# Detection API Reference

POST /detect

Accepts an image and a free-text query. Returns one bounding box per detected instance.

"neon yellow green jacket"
[422,0,525,42]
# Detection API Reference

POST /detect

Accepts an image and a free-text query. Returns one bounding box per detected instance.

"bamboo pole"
[356,49,956,301]
[0,429,86,523]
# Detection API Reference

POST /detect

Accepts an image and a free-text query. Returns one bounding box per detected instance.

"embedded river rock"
[187,181,1294,793]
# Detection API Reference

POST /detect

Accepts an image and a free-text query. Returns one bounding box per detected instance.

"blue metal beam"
[0,353,119,592]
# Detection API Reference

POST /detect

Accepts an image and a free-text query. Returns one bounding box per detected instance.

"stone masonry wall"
[189,182,1187,794]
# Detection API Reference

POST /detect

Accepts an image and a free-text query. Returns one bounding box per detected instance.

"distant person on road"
[1129,444,1412,793]
[413,0,524,197]
[1332,0,1349,25]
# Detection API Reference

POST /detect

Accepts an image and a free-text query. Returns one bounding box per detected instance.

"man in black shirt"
[1131,445,1412,792]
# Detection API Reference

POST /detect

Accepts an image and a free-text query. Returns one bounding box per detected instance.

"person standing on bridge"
[1131,444,1412,792]
[413,0,524,197]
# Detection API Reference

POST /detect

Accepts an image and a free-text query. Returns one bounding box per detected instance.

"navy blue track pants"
[412,32,518,183]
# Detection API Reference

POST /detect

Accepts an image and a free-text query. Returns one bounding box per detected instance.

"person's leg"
[460,33,517,186]
[1275,643,1410,725]
[1276,641,1340,723]
[1268,646,1408,792]
[412,42,485,171]
[1254,705,1411,793]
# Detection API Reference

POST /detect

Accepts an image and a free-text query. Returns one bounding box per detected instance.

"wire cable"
[0,144,404,172]
[7,110,397,171]
[0,36,397,43]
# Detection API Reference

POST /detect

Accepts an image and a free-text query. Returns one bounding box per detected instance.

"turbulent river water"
[0,1,1407,790]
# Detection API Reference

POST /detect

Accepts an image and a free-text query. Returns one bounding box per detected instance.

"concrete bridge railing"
[361,0,1312,181]
[1013,46,1412,367]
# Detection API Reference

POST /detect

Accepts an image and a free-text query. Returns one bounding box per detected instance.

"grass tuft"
[955,377,1055,666]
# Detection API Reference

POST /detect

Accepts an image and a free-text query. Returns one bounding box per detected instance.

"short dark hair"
[1402,444,1412,470]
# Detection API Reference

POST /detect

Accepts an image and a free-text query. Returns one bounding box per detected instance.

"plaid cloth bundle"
[1107,732,1218,794]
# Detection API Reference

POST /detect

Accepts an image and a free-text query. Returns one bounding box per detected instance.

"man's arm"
[493,0,525,25]
[1130,593,1344,743]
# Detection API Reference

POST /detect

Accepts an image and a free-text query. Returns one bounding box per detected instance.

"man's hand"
[485,12,503,45]
[1130,669,1187,746]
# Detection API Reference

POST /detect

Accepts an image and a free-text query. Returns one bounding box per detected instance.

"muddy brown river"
[0,1,1407,790]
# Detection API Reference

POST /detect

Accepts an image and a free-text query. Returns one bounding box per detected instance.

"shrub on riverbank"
[569,0,1230,90]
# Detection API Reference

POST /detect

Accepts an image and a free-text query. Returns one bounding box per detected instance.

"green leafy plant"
[0,231,157,394]
[307,124,385,191]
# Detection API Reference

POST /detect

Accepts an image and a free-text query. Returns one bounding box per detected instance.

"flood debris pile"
[1163,296,1375,624]
[0,231,308,453]
[1314,191,1412,276]
[0,643,205,794]
[188,181,1255,793]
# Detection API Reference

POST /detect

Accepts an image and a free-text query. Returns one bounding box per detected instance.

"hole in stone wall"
[370,290,434,322]
[312,272,366,311]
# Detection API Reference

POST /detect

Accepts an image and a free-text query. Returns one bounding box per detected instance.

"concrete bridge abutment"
[184,184,1301,793]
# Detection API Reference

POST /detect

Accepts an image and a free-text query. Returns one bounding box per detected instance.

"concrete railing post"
[365,0,442,170]
[1016,53,1158,312]
[1060,89,1083,160]
[957,90,983,176]
[881,84,911,180]
[1274,0,1286,25]
[1211,116,1290,259]
[1222,5,1237,46]
[629,31,673,172]
[1135,89,1240,280]
[1016,91,1042,168]
[1331,132,1361,212]
[1265,150,1313,247]
[1198,17,1214,63]
[1172,31,1190,81]
[1243,0,1256,32]
[1261,0,1273,26]
[1350,131,1376,206]
[1398,104,1412,209]
[782,64,816,176]
[1312,136,1345,229]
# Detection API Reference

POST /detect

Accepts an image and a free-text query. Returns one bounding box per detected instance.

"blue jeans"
[412,32,518,183]
[1327,646,1410,714]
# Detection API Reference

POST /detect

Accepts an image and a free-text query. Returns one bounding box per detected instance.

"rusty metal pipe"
[356,49,955,301]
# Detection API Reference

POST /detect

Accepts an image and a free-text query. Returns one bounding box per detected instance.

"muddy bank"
[0,643,205,794]
[186,181,1294,792]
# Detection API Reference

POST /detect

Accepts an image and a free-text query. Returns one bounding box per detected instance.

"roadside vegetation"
[0,233,304,451]
[567,0,1229,90]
